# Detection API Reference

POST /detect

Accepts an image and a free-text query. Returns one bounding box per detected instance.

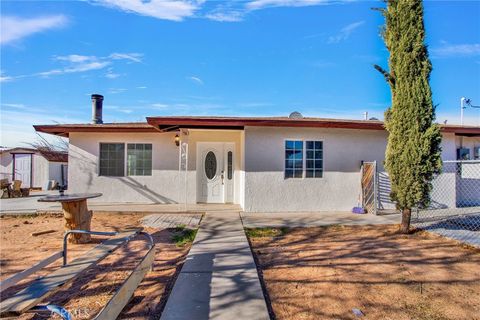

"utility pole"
[461,97,466,125]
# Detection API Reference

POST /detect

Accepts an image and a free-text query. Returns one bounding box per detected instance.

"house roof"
[0,147,37,154]
[33,116,480,136]
[40,150,68,162]
[33,122,158,137]
[0,147,68,162]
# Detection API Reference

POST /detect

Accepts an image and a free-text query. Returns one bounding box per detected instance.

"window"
[127,144,152,176]
[306,141,323,178]
[285,140,303,178]
[99,143,125,176]
[205,151,217,179]
[227,151,233,180]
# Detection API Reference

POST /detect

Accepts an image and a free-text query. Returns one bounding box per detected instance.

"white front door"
[14,154,32,188]
[197,142,235,203]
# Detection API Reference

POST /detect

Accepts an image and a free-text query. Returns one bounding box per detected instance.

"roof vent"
[289,111,303,119]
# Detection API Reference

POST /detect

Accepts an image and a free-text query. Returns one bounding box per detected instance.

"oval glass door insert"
[205,151,217,180]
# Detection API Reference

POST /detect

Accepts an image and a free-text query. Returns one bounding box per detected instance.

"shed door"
[14,154,32,188]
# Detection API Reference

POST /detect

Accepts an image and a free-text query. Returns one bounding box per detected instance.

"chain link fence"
[412,160,480,247]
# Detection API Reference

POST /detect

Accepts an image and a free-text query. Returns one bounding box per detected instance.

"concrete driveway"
[0,191,61,215]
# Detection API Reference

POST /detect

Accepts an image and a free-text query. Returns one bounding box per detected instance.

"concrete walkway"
[241,211,401,228]
[0,195,241,215]
[161,212,269,320]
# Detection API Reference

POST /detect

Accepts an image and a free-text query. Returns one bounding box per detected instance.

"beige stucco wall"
[68,130,244,204]
[243,127,389,212]
[67,128,474,212]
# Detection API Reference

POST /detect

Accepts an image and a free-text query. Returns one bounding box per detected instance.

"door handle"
[221,171,224,185]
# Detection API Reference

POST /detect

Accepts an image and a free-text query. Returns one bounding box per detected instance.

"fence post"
[373,161,378,215]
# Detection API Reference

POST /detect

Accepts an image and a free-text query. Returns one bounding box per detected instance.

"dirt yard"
[247,225,480,320]
[0,213,193,319]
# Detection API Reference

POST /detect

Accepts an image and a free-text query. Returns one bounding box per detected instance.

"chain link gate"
[412,160,480,247]
[361,161,377,215]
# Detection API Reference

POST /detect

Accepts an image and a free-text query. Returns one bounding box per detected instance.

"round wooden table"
[38,193,102,244]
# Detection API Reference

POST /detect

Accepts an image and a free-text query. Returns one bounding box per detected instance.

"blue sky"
[1,0,479,147]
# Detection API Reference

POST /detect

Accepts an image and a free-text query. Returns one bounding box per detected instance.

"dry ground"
[0,213,193,319]
[248,225,480,320]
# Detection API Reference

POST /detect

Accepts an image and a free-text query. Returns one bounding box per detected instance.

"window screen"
[306,141,323,178]
[127,144,152,176]
[285,140,303,178]
[99,143,125,176]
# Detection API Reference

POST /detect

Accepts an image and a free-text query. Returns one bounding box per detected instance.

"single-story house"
[33,95,480,212]
[0,147,68,190]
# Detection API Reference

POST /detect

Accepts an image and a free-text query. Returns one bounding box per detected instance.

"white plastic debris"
[352,308,364,317]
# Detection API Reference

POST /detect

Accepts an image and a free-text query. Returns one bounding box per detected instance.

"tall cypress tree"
[375,0,442,234]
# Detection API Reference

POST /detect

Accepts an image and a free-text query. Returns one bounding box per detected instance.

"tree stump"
[62,200,93,244]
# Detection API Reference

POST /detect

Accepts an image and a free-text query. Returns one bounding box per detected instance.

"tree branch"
[374,64,395,88]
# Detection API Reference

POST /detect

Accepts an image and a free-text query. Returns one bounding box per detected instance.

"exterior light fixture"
[174,134,180,147]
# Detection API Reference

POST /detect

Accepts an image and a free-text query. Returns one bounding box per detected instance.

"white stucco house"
[33,95,480,212]
[0,147,68,190]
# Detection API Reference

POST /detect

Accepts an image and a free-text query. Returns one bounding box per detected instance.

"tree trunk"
[62,200,93,244]
[399,208,412,234]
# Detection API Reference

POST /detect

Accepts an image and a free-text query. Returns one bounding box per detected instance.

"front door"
[197,142,235,203]
[14,154,32,188]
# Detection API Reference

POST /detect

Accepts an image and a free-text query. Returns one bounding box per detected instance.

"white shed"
[0,147,68,190]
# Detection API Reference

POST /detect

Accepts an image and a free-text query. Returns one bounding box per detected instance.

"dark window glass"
[285,140,303,179]
[205,151,217,180]
[305,140,323,178]
[99,143,125,176]
[127,144,153,176]
[227,151,233,180]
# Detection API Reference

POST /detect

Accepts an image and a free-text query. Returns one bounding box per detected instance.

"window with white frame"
[284,140,324,179]
[285,140,303,178]
[127,143,152,176]
[306,141,323,178]
[99,143,125,176]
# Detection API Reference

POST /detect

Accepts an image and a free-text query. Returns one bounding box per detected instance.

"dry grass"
[0,213,192,319]
[248,224,480,320]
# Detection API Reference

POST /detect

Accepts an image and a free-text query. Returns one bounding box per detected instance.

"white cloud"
[105,68,121,79]
[5,52,142,81]
[246,0,331,10]
[109,52,143,63]
[0,107,85,147]
[1,15,68,45]
[151,103,169,109]
[137,86,147,89]
[1,103,28,110]
[327,20,364,44]
[55,54,95,63]
[0,71,13,82]
[90,0,204,21]
[205,11,244,22]
[431,43,480,57]
[104,105,133,113]
[187,76,204,85]
[108,88,127,94]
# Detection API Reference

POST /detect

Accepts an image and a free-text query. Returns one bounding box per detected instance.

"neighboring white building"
[0,147,68,190]
[34,110,480,212]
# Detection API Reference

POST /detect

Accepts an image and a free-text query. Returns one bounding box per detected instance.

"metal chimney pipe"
[91,94,104,124]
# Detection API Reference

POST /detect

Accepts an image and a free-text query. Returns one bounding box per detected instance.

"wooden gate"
[362,161,377,214]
